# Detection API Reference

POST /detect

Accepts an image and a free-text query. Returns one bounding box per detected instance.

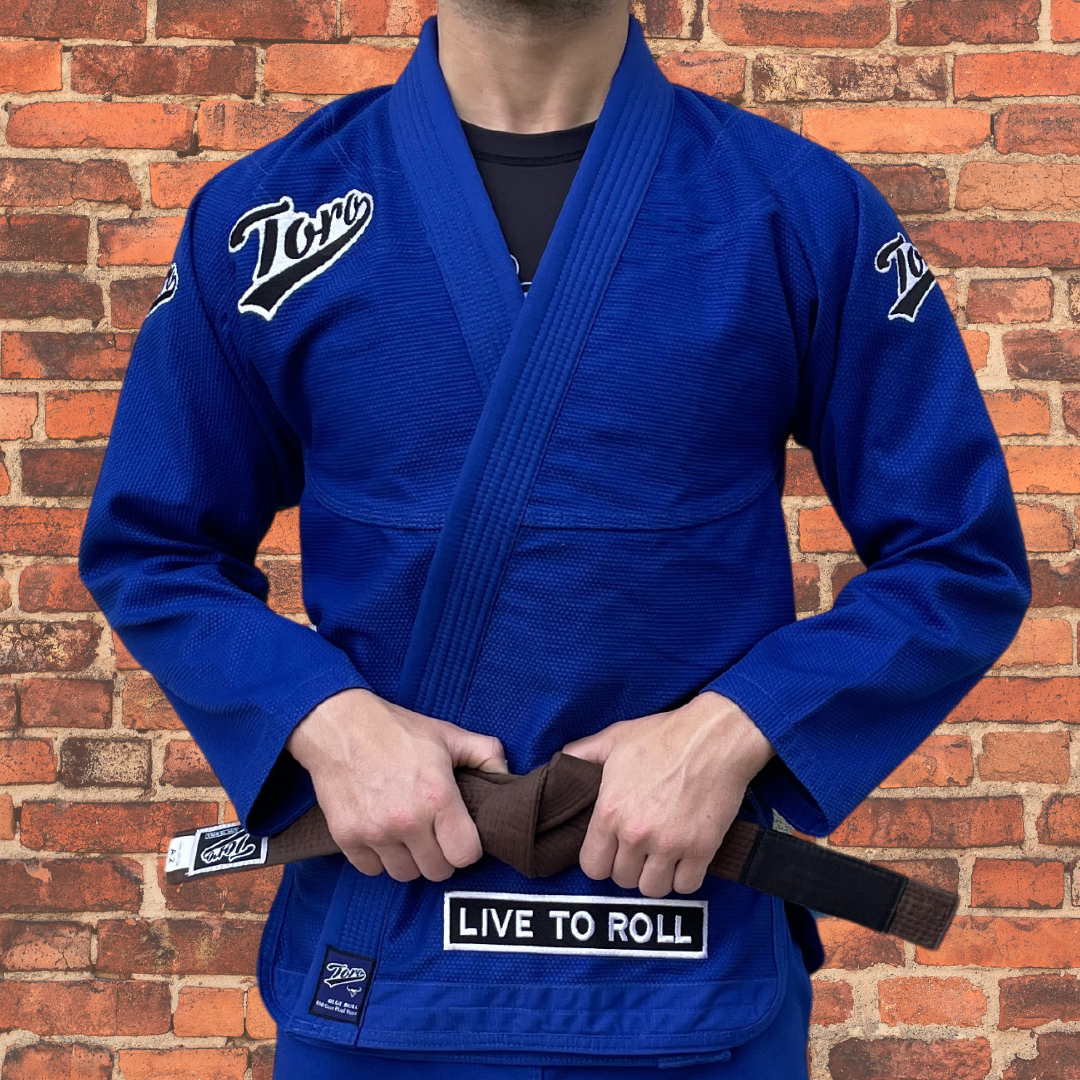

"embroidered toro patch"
[309,946,377,1025]
[444,891,707,959]
[146,262,178,317]
[875,232,937,322]
[229,189,374,320]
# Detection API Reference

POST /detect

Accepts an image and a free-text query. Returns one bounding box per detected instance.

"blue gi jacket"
[80,16,1029,1065]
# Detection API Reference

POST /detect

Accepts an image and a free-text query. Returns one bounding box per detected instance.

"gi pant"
[271,923,813,1078]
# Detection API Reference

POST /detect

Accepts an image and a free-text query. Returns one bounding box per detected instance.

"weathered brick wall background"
[0,0,1077,1077]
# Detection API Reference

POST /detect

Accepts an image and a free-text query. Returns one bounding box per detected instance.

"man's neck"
[435,0,629,134]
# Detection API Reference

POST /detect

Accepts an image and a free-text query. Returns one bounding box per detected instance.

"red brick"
[150,161,231,209]
[854,164,949,214]
[878,976,987,1026]
[97,217,184,268]
[122,674,184,730]
[898,0,1039,45]
[251,1046,274,1080]
[0,857,141,912]
[830,795,1023,848]
[829,1037,992,1080]
[832,560,866,597]
[873,857,960,893]
[1038,793,1080,844]
[1,1042,113,1080]
[818,917,905,969]
[809,978,852,1025]
[158,857,281,914]
[921,916,1080,968]
[0,462,11,499]
[1054,0,1080,41]
[1003,1033,1080,1080]
[110,276,166,330]
[957,53,1080,100]
[173,986,244,1037]
[0,979,170,1036]
[754,54,945,103]
[792,562,820,613]
[999,974,1080,1029]
[908,221,1080,269]
[996,617,1073,667]
[969,279,1053,325]
[0,795,11,840]
[741,105,795,128]
[0,919,90,971]
[7,103,194,151]
[0,215,88,264]
[19,800,215,853]
[1065,391,1080,436]
[995,104,1080,155]
[0,159,139,212]
[1,332,132,380]
[798,506,853,553]
[0,621,100,674]
[984,391,1050,437]
[1014,504,1073,552]
[20,679,111,729]
[1030,559,1080,608]
[657,51,744,100]
[1007,448,1080,496]
[158,0,335,40]
[938,274,958,312]
[198,100,318,152]
[342,0,435,36]
[0,272,103,321]
[0,394,36,441]
[118,1050,248,1080]
[72,45,255,97]
[0,683,14,731]
[962,329,989,370]
[113,634,139,670]
[783,446,824,495]
[60,737,150,788]
[880,733,972,788]
[0,739,56,785]
[259,507,301,555]
[0,1,146,41]
[44,390,120,441]
[709,0,889,46]
[261,559,304,615]
[980,730,1071,783]
[96,917,261,975]
[949,676,1080,723]
[971,858,1064,909]
[245,986,276,1039]
[265,44,411,95]
[0,42,62,93]
[957,163,1080,213]
[19,565,96,614]
[1005,329,1080,382]
[803,107,989,154]
[161,739,217,787]
[22,448,105,499]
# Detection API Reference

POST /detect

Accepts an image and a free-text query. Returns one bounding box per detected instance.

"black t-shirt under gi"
[461,119,595,292]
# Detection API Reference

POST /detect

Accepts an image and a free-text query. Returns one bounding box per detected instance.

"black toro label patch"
[191,823,268,875]
[309,946,377,1025]
[444,891,707,959]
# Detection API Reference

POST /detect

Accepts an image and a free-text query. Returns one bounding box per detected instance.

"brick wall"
[0,0,1076,1077]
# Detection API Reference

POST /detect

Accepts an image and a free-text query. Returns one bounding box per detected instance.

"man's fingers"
[404,825,456,882]
[372,842,422,882]
[444,725,508,773]
[638,855,676,899]
[561,728,612,763]
[673,857,710,896]
[611,841,647,891]
[433,798,484,869]
[578,823,618,881]
[343,843,384,878]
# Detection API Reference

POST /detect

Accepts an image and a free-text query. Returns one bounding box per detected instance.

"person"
[78,0,1031,1075]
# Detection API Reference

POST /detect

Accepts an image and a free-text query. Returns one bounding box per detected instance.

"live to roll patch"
[444,891,707,958]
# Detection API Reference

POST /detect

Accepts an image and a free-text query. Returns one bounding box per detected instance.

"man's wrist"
[693,690,776,781]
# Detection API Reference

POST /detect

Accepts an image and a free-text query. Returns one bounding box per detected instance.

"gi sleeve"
[702,168,1030,837]
[79,187,371,835]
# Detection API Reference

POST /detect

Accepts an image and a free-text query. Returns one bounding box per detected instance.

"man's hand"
[562,691,775,899]
[286,688,507,883]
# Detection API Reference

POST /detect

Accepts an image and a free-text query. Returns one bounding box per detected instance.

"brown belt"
[165,751,958,949]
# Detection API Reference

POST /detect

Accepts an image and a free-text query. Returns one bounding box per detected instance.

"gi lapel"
[390,16,674,723]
